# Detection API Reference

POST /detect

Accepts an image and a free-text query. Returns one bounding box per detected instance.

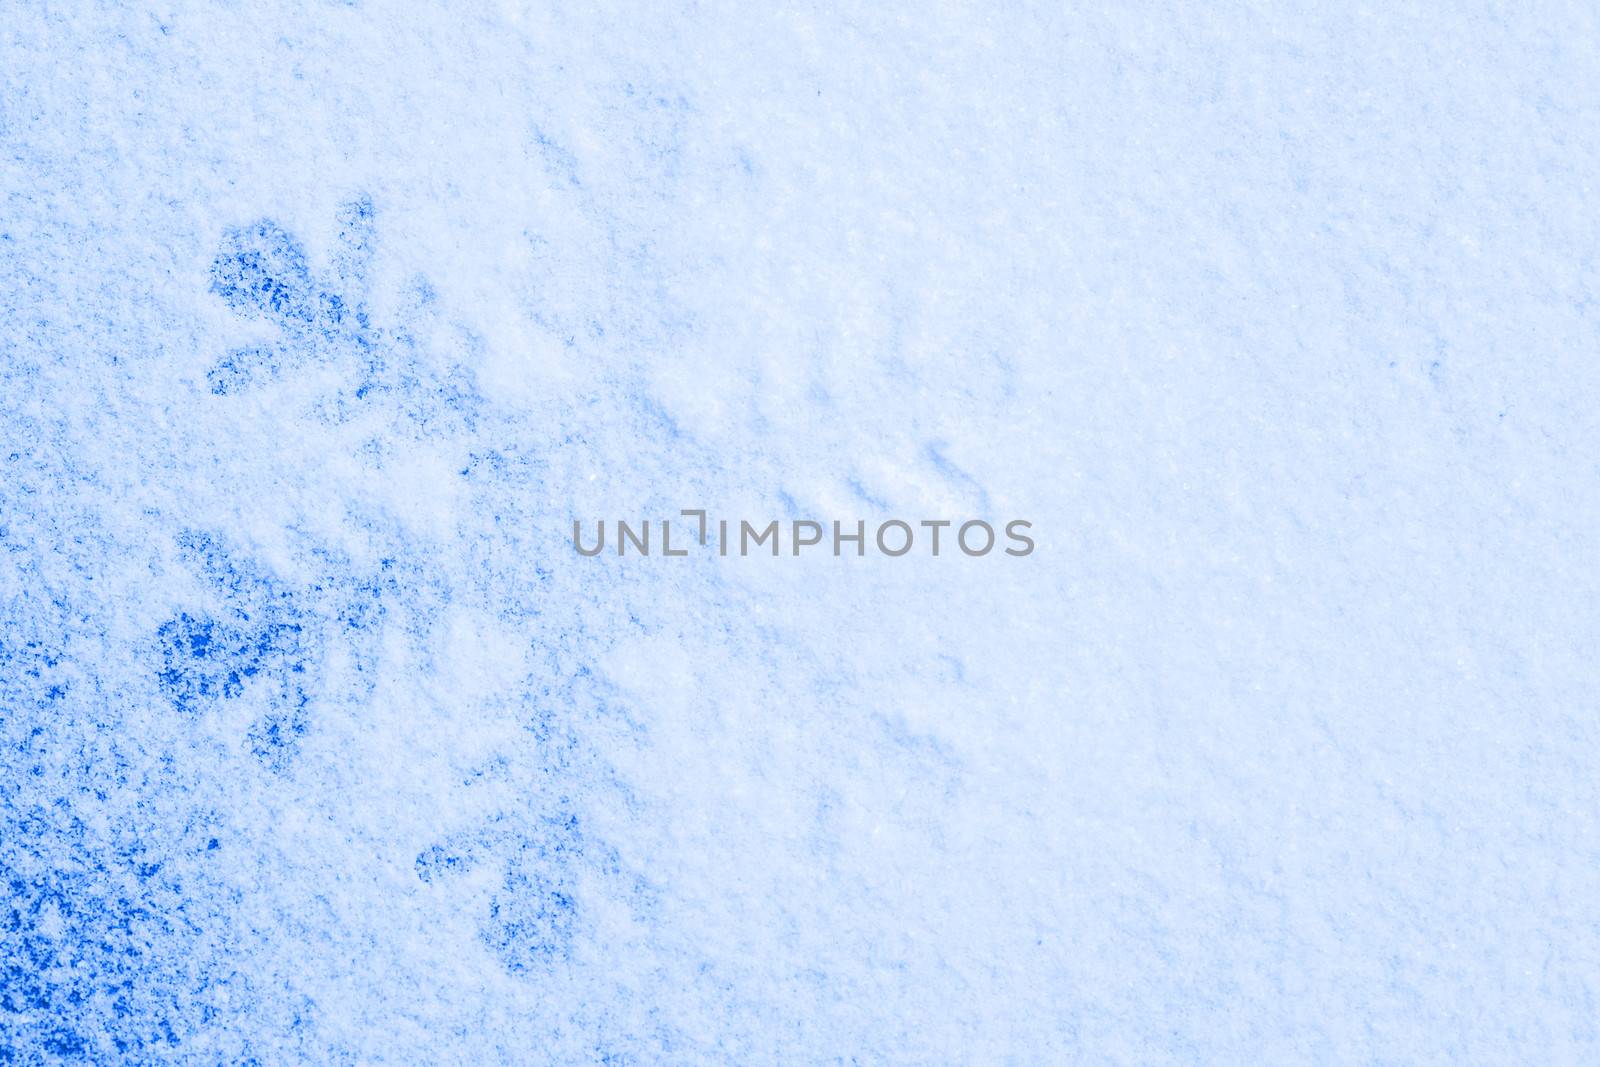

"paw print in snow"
[206,198,377,396]
[205,197,483,437]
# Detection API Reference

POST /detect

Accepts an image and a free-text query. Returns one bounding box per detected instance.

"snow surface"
[3,2,1600,1063]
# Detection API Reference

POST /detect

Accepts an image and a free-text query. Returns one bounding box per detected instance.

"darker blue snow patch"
[415,843,475,884]
[154,535,319,772]
[246,702,308,772]
[209,220,316,327]
[154,608,306,716]
[207,344,281,396]
[482,815,584,974]
[155,612,254,715]
[155,606,311,771]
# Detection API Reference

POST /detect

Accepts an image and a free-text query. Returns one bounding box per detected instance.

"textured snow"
[3,2,1599,1063]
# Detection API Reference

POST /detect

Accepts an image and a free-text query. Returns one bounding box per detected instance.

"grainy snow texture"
[3,2,1599,1064]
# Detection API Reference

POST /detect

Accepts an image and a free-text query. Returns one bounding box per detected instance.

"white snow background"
[3,2,1599,1063]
